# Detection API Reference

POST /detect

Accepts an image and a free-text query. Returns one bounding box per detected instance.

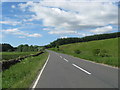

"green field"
[1,52,38,61]
[2,51,48,88]
[50,38,119,67]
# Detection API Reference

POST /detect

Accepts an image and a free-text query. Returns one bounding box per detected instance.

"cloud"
[0,21,21,26]
[90,26,113,34]
[27,33,42,37]
[4,28,18,32]
[11,5,16,8]
[49,30,77,34]
[2,28,42,38]
[18,36,26,38]
[18,1,118,35]
[60,36,68,39]
[1,0,119,2]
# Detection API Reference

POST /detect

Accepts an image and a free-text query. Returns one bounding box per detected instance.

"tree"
[1,43,14,52]
[17,45,24,52]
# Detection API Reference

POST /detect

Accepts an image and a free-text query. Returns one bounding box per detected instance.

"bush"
[74,49,81,54]
[93,49,110,57]
[93,49,100,56]
[99,49,110,57]
[56,45,59,51]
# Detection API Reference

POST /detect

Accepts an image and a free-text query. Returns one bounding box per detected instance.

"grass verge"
[49,38,119,67]
[2,51,48,89]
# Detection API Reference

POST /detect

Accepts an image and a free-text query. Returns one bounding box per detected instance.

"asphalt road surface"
[33,50,118,88]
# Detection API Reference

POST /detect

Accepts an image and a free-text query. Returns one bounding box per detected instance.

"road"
[33,50,118,88]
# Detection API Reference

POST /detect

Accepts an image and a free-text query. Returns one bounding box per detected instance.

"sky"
[0,0,119,47]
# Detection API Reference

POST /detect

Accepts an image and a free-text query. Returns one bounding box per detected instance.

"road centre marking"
[63,58,68,62]
[60,56,62,58]
[72,64,91,75]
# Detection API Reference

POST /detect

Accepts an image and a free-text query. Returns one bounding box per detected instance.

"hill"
[45,32,120,48]
[50,37,119,67]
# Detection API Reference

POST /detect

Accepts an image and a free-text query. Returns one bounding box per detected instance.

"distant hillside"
[45,32,120,48]
[50,37,119,67]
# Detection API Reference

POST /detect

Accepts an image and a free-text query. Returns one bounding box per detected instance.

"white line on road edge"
[63,58,68,62]
[60,56,62,58]
[32,54,50,89]
[72,64,91,75]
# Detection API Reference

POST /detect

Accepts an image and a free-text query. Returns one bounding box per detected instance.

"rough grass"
[2,51,48,89]
[1,52,38,61]
[50,38,119,67]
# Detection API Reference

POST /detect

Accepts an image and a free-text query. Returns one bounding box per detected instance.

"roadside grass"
[0,71,2,89]
[2,51,48,88]
[49,38,119,67]
[1,52,38,61]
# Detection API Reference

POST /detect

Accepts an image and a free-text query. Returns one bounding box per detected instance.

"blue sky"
[1,0,119,47]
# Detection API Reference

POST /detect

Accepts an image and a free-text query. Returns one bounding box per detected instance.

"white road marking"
[72,64,91,75]
[32,54,50,89]
[63,58,68,62]
[60,56,62,58]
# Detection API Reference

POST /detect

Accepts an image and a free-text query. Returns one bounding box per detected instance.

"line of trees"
[1,44,43,52]
[44,32,120,48]
[16,44,42,52]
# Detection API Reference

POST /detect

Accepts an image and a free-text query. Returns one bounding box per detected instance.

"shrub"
[56,46,59,51]
[74,49,81,54]
[99,49,110,57]
[93,49,100,56]
[93,49,110,57]
[57,48,59,51]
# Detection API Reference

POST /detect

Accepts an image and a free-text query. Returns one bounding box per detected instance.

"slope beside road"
[32,50,118,88]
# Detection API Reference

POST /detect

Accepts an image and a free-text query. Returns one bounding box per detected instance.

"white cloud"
[2,28,42,38]
[60,36,68,39]
[49,30,77,34]
[27,33,42,37]
[43,28,51,31]
[4,28,18,32]
[90,26,113,34]
[11,5,16,8]
[18,36,26,38]
[18,1,118,35]
[1,0,119,2]
[0,21,21,26]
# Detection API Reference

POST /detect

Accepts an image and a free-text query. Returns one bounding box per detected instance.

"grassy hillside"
[45,32,119,48]
[50,38,119,67]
